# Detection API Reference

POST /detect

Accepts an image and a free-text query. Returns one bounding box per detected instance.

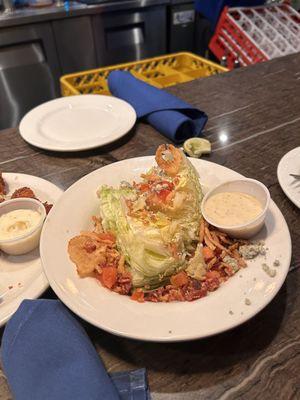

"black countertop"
[0,53,300,399]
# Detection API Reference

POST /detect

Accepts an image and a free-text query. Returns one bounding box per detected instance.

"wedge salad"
[68,144,249,302]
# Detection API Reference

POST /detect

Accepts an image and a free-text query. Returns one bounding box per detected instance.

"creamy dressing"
[204,192,263,226]
[0,209,41,241]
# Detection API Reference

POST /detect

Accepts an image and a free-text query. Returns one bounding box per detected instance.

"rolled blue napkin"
[108,71,208,143]
[1,299,150,400]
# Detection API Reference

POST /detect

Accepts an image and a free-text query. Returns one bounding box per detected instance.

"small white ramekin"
[0,198,46,255]
[201,178,270,239]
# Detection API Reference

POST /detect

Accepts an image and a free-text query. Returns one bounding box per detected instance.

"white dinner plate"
[40,158,291,342]
[0,173,63,326]
[19,95,137,152]
[277,147,300,208]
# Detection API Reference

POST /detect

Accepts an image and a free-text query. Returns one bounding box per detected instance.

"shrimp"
[155,144,182,176]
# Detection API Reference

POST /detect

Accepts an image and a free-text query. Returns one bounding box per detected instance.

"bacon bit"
[203,277,221,292]
[131,289,145,302]
[11,187,36,199]
[117,254,125,274]
[10,187,53,214]
[170,271,188,287]
[43,202,53,214]
[206,270,221,279]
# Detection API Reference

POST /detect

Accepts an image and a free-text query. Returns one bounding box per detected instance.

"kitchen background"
[0,0,299,130]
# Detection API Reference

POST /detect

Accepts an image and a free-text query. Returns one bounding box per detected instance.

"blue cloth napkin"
[1,299,150,400]
[108,71,208,143]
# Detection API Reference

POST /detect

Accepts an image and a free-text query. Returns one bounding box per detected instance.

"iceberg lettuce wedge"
[98,145,203,289]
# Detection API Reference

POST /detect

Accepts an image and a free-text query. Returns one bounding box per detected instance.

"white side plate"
[0,173,63,326]
[19,95,137,152]
[40,158,291,342]
[277,147,300,208]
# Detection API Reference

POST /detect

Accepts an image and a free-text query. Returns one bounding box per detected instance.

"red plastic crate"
[209,4,300,69]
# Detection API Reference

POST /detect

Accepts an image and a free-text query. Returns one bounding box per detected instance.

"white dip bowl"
[201,178,270,239]
[0,198,46,255]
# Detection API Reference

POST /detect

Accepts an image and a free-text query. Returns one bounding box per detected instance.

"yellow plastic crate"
[60,52,228,97]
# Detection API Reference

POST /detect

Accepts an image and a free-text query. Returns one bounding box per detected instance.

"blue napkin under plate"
[108,71,208,143]
[1,299,150,400]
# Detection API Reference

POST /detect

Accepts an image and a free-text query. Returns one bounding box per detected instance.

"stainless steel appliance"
[92,5,167,66]
[0,24,60,130]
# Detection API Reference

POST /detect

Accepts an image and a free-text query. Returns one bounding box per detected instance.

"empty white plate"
[19,95,137,152]
[277,147,300,208]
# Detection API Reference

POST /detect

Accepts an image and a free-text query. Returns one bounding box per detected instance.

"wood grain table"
[0,53,299,400]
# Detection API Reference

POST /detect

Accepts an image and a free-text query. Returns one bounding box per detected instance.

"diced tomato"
[202,246,215,261]
[157,189,172,202]
[170,271,189,287]
[138,183,151,193]
[101,267,117,289]
[131,289,145,302]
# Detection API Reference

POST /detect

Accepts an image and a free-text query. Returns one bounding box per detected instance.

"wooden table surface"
[0,53,299,400]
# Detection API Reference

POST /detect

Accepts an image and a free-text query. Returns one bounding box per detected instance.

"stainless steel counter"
[0,0,170,27]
